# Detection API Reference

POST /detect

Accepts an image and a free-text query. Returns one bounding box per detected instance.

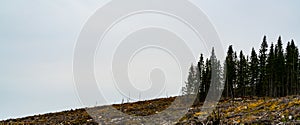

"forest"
[182,36,300,103]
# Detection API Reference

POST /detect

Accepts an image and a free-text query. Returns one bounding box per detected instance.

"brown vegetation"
[1,96,299,125]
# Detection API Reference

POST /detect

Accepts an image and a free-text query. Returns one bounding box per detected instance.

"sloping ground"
[220,96,300,124]
[1,96,300,125]
[181,95,300,124]
[0,109,96,125]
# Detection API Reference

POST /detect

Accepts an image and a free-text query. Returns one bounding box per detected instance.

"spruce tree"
[250,48,259,96]
[237,51,247,97]
[258,36,268,97]
[194,54,205,104]
[210,48,222,99]
[286,40,299,95]
[184,64,197,95]
[291,40,299,95]
[286,42,292,95]
[266,43,275,97]
[291,40,300,95]
[204,58,211,97]
[275,36,285,96]
[224,45,236,99]
[210,48,217,96]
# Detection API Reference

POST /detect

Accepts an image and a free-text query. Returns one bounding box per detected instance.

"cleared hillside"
[1,96,300,124]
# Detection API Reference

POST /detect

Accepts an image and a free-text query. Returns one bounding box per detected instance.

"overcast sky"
[0,0,299,120]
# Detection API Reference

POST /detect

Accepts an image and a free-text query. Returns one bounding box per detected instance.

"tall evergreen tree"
[275,36,285,96]
[286,42,292,95]
[258,36,268,97]
[223,45,236,99]
[286,40,299,95]
[204,58,211,97]
[210,48,217,97]
[291,40,298,95]
[237,51,247,97]
[194,54,205,104]
[209,48,223,99]
[198,54,204,94]
[195,64,201,94]
[245,56,251,96]
[250,48,259,96]
[184,64,197,95]
[291,40,300,95]
[266,43,275,97]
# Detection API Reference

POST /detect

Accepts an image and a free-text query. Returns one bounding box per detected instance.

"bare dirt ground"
[1,96,300,125]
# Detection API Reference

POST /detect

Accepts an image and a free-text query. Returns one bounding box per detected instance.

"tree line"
[182,36,300,102]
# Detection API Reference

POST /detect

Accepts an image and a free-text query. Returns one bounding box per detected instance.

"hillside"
[1,96,300,124]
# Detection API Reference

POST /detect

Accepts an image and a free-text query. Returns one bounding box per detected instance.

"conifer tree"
[237,51,247,97]
[258,36,268,97]
[204,58,211,97]
[286,40,299,95]
[275,36,285,96]
[194,54,205,104]
[184,64,197,95]
[266,43,275,97]
[250,48,259,96]
[224,45,236,99]
[210,48,222,98]
[286,42,292,95]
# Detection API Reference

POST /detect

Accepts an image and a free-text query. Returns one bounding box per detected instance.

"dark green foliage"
[275,36,286,97]
[286,40,299,96]
[250,48,259,96]
[258,36,268,97]
[237,51,248,97]
[183,35,299,101]
[224,45,237,99]
[266,43,275,97]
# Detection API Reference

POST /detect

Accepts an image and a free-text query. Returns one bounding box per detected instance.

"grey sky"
[0,0,299,120]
